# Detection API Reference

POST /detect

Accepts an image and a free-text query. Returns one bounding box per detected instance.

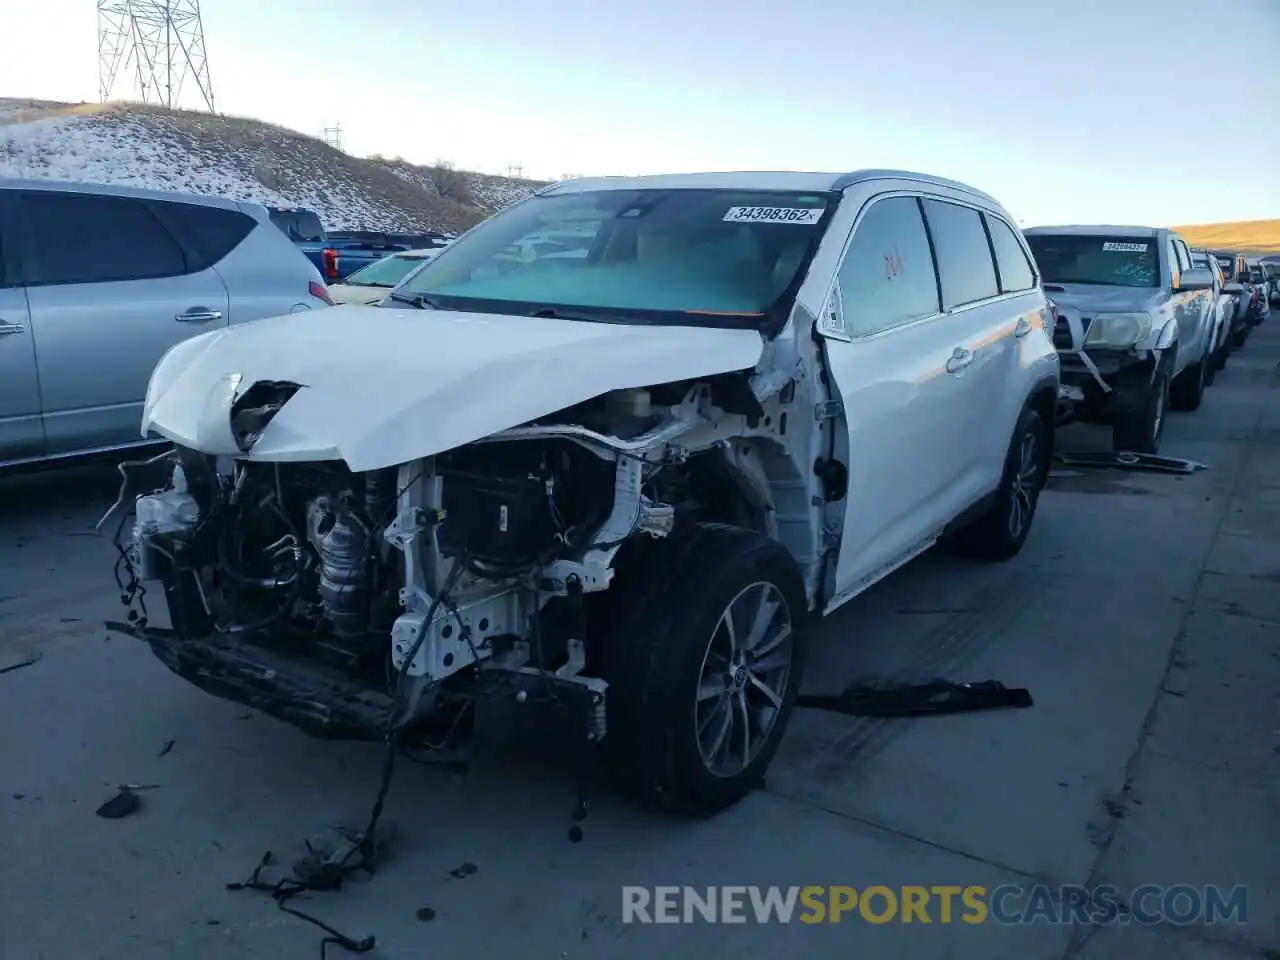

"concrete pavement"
[1,318,1277,960]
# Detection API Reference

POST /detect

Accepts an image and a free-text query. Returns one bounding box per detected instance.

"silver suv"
[0,180,331,470]
[1025,226,1217,454]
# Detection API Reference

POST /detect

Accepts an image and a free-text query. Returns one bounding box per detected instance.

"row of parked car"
[0,173,1274,473]
[1032,232,1275,454]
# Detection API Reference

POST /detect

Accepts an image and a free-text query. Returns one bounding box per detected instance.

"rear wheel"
[602,524,807,816]
[953,406,1047,562]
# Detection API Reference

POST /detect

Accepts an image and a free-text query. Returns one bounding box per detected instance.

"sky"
[1,0,1277,226]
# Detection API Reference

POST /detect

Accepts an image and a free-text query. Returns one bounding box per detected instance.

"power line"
[97,0,215,113]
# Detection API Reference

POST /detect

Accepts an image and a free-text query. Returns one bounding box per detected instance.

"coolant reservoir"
[136,464,199,535]
[605,388,652,418]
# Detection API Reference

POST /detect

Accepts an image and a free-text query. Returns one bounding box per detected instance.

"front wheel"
[1112,368,1168,455]
[1170,352,1207,411]
[601,524,807,816]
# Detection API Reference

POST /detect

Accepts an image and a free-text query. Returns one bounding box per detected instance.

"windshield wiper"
[387,291,441,309]
[528,306,631,324]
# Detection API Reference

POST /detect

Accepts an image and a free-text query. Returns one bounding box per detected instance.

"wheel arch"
[1024,374,1059,469]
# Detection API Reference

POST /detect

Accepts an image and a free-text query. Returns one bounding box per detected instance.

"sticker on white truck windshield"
[723,206,823,225]
[1102,242,1149,253]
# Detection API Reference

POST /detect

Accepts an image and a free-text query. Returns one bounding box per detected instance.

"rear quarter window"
[984,215,1036,292]
[270,210,326,242]
[150,200,256,272]
[921,199,1000,307]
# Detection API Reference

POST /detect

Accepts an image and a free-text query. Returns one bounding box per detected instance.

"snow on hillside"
[0,100,547,233]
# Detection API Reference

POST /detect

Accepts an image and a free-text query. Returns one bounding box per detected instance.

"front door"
[817,193,975,598]
[14,189,230,455]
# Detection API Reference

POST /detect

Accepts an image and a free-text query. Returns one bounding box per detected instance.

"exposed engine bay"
[108,377,817,750]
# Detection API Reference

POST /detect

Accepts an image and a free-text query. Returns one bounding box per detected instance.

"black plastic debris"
[96,787,141,819]
[158,739,176,757]
[1054,451,1207,475]
[797,680,1033,718]
[446,862,479,881]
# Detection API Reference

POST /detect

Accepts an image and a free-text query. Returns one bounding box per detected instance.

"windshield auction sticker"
[1101,242,1149,252]
[723,206,823,224]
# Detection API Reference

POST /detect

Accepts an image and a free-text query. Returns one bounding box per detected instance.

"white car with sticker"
[114,170,1059,816]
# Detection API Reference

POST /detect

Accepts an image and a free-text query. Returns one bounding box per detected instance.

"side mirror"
[1175,267,1214,292]
[1223,282,1244,295]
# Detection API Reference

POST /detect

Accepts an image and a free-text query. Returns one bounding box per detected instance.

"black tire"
[1169,353,1206,411]
[1112,368,1168,454]
[601,523,807,816]
[953,406,1048,562]
[1232,326,1248,348]
[1204,348,1218,386]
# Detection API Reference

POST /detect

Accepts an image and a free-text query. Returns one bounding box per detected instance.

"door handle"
[174,308,223,323]
[0,318,26,336]
[1013,316,1032,338]
[945,347,974,374]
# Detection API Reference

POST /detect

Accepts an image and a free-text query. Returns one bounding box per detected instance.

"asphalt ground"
[2,314,1277,960]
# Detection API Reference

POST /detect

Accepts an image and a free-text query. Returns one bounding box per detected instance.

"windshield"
[395,188,834,328]
[1025,234,1160,288]
[269,210,326,243]
[345,253,432,287]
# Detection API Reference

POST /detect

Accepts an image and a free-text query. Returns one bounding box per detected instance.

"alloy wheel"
[1007,429,1041,539]
[694,581,794,777]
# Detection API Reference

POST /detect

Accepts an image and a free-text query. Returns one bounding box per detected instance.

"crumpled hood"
[141,305,765,471]
[1042,283,1166,314]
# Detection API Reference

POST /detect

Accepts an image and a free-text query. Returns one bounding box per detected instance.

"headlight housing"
[1084,312,1154,349]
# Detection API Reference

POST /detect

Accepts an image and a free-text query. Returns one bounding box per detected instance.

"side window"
[921,199,1000,308]
[152,200,256,272]
[985,214,1036,292]
[21,191,187,286]
[835,196,940,337]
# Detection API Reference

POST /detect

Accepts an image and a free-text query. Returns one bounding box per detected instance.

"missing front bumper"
[105,621,609,745]
[107,621,398,740]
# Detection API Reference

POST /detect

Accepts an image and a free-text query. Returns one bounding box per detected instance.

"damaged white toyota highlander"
[108,170,1060,815]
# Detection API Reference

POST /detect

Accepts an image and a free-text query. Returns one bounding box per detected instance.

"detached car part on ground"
[110,170,1060,816]
[1026,227,1218,455]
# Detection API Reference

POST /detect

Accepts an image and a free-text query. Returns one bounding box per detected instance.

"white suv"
[113,169,1060,815]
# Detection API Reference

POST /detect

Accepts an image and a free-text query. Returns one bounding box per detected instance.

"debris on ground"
[95,787,141,819]
[157,739,176,757]
[797,679,1033,718]
[227,820,398,957]
[1054,451,1208,474]
[0,640,42,675]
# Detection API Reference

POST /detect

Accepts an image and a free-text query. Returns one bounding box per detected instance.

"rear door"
[0,191,44,463]
[14,189,231,455]
[919,198,1028,496]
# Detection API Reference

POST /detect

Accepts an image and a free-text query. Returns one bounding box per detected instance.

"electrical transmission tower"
[322,123,343,151]
[98,0,216,113]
